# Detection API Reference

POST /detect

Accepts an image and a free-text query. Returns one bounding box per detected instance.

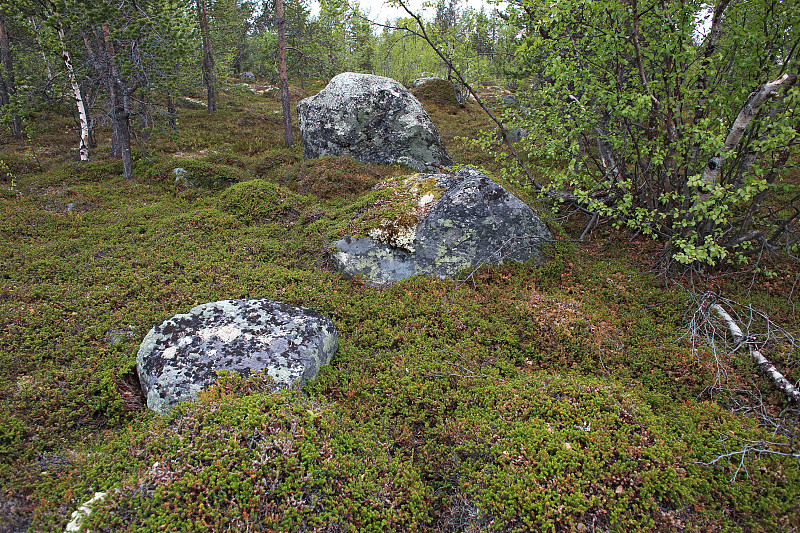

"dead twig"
[712,303,799,402]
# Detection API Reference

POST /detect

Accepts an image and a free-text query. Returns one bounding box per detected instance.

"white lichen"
[369,219,417,253]
[418,193,434,207]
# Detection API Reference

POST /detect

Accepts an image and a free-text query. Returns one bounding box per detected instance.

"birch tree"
[499,0,800,268]
[47,0,90,161]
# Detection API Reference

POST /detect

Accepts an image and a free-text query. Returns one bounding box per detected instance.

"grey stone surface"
[136,299,338,414]
[412,76,442,88]
[239,71,256,80]
[332,168,552,285]
[499,94,519,106]
[297,72,453,171]
[508,127,528,142]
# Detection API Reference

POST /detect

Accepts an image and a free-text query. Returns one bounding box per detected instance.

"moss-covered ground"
[0,82,798,532]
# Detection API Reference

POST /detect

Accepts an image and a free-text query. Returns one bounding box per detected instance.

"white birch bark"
[697,74,794,203]
[712,304,800,402]
[55,22,89,161]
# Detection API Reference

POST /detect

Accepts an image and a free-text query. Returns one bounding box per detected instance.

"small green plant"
[0,410,24,458]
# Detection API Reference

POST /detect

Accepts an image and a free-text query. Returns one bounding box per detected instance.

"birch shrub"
[499,0,799,267]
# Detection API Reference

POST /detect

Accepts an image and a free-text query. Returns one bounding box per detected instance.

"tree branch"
[712,304,799,402]
[698,74,796,203]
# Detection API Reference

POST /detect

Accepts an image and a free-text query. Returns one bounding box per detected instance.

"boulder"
[136,299,338,414]
[239,71,256,81]
[499,94,519,106]
[332,168,551,285]
[412,76,442,88]
[297,72,453,172]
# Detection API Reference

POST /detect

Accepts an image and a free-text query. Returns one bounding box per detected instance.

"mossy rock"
[219,179,303,225]
[268,154,400,201]
[411,79,461,111]
[141,158,247,188]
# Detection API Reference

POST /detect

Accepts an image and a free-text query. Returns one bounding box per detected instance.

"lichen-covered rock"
[136,299,338,414]
[297,72,453,171]
[332,168,551,285]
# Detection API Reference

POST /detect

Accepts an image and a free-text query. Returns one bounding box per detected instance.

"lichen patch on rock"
[136,299,338,414]
[332,168,552,285]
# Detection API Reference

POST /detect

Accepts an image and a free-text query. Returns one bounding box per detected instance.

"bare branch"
[712,304,799,402]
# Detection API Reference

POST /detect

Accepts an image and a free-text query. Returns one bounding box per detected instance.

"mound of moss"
[412,79,462,111]
[143,157,248,188]
[219,179,303,225]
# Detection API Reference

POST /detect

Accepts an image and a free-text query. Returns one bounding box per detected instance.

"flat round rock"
[136,299,338,414]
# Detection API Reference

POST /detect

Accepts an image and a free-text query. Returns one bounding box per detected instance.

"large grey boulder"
[332,168,551,285]
[297,72,453,171]
[136,299,338,414]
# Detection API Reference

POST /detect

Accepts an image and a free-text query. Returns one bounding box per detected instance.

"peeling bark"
[51,6,90,161]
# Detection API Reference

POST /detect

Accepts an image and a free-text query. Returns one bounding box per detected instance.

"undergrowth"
[0,83,798,532]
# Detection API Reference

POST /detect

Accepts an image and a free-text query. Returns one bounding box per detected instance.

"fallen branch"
[699,434,800,483]
[712,303,800,402]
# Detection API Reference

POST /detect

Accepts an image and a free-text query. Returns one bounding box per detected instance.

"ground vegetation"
[0,78,798,532]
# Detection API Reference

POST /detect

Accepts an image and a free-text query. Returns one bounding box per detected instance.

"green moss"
[1,83,798,533]
[218,178,303,225]
[411,79,462,111]
[141,157,248,188]
[0,409,25,458]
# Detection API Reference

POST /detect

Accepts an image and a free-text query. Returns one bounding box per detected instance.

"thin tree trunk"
[166,91,177,130]
[29,17,53,82]
[100,23,132,180]
[276,0,293,148]
[697,74,796,203]
[689,0,730,171]
[197,0,217,113]
[51,4,90,161]
[0,12,23,139]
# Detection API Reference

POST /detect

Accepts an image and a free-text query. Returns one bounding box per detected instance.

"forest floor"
[0,80,799,532]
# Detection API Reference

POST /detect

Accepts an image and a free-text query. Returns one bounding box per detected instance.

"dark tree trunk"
[166,92,177,130]
[276,0,293,147]
[116,102,132,180]
[100,23,133,180]
[197,0,217,113]
[0,12,22,139]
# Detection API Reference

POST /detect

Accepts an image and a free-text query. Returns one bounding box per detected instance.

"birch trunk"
[53,15,89,161]
[697,74,795,204]
[713,304,799,402]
